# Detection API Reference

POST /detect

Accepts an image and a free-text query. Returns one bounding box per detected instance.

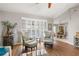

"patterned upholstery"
[21,31,37,48]
[44,31,54,47]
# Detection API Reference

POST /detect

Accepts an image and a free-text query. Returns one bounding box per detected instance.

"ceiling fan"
[48,3,54,8]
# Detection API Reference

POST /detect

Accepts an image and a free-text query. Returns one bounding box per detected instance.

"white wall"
[0,11,22,45]
[54,5,79,45]
[0,11,52,45]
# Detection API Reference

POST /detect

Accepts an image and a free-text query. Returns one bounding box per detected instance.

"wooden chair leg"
[50,44,53,48]
[31,48,32,56]
[36,47,37,56]
[25,46,28,51]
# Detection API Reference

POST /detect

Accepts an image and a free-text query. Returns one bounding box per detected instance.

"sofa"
[0,46,11,56]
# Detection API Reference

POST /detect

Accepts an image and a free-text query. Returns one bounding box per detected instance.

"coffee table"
[21,38,48,56]
[25,48,47,56]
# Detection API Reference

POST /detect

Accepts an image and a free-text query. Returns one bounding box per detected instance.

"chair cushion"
[45,32,51,38]
[25,40,33,43]
[24,40,37,48]
[22,35,29,42]
[22,31,29,41]
[44,39,53,42]
[25,40,37,45]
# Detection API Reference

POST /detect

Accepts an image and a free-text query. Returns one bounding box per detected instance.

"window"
[22,17,48,39]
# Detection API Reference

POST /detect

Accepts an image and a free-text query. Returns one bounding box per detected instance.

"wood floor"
[12,40,79,56]
[46,40,79,56]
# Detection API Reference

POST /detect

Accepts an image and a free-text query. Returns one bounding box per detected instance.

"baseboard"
[55,39,74,46]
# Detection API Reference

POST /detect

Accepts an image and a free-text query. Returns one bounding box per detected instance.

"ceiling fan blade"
[48,3,52,8]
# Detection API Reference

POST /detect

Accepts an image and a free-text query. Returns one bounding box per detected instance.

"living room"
[0,3,79,56]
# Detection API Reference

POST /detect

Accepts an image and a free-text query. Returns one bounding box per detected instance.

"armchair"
[44,31,54,48]
[22,32,37,52]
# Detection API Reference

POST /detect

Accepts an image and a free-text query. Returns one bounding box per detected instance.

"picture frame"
[48,23,52,31]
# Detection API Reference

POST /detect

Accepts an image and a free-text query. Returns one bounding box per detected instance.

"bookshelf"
[74,32,79,47]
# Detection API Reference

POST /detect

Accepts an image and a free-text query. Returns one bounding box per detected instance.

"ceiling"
[0,3,78,18]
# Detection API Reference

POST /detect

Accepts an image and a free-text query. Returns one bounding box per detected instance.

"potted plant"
[1,21,17,36]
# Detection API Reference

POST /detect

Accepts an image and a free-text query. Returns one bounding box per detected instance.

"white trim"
[55,38,74,46]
